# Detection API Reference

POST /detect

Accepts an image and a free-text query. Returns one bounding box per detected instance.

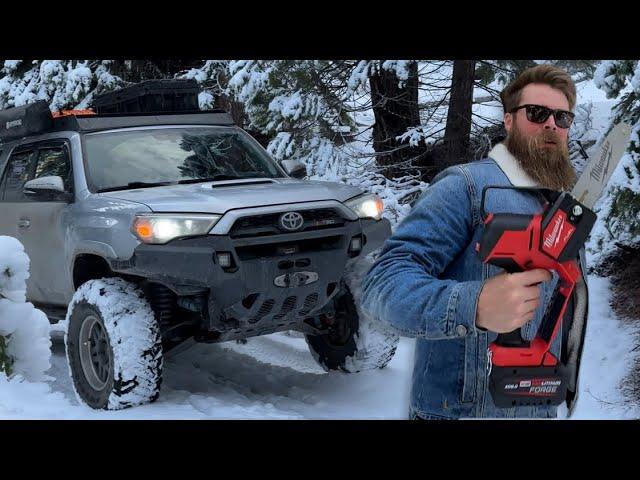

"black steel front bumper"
[111,218,390,337]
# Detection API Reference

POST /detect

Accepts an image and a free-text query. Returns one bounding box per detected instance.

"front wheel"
[65,277,163,410]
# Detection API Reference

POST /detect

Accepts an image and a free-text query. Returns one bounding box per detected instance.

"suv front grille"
[235,236,342,260]
[230,208,345,238]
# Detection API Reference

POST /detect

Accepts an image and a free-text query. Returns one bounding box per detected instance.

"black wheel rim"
[78,314,112,391]
[326,294,356,346]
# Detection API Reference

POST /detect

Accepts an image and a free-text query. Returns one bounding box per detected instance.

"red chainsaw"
[476,122,632,408]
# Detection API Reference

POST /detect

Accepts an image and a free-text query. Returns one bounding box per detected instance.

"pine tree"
[365,61,424,173]
[0,60,125,111]
[0,59,218,112]
[442,60,476,168]
[589,60,640,268]
[227,60,358,178]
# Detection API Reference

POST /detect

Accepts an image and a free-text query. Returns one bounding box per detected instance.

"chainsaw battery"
[489,364,568,408]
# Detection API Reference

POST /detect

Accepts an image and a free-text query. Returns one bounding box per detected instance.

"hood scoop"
[209,179,277,189]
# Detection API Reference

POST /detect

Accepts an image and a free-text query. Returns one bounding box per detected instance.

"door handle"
[17,219,31,229]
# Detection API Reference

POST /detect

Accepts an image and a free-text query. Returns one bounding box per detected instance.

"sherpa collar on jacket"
[488,143,540,188]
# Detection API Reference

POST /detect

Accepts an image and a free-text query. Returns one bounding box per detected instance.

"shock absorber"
[146,283,176,325]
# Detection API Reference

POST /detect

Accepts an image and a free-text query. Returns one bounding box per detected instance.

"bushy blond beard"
[505,121,577,192]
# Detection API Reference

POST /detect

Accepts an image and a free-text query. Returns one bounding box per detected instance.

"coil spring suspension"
[146,283,176,325]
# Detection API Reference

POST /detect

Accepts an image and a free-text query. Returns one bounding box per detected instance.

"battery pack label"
[502,378,562,397]
[490,366,568,408]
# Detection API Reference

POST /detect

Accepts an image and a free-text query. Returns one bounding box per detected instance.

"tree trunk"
[369,61,423,176]
[443,60,476,167]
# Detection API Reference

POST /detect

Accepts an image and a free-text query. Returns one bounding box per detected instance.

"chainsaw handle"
[496,329,529,348]
[494,283,571,350]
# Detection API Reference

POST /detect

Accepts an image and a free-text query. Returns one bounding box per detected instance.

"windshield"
[82,127,284,192]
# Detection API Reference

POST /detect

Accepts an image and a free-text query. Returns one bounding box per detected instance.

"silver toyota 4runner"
[0,98,395,410]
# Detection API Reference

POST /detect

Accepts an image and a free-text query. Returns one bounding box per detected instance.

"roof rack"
[91,79,201,114]
[51,109,235,132]
[0,80,237,140]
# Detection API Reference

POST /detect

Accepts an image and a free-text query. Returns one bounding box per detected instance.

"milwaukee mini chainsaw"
[476,122,633,408]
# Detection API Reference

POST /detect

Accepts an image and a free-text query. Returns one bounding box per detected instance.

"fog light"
[217,252,232,268]
[349,237,362,252]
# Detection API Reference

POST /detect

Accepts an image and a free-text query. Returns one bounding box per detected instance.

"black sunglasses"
[509,104,575,129]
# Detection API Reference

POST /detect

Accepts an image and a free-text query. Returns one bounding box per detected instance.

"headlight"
[345,194,384,221]
[132,214,221,244]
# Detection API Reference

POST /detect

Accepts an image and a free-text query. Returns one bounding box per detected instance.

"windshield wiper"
[96,181,176,193]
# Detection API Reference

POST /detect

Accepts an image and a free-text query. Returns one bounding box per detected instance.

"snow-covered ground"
[0,272,637,419]
[558,277,639,419]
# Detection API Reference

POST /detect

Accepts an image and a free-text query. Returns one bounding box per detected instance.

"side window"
[0,150,34,202]
[33,146,72,192]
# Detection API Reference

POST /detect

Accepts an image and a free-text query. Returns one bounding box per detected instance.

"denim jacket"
[361,144,589,419]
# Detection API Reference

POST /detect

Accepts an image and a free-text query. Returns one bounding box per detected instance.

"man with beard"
[361,65,588,419]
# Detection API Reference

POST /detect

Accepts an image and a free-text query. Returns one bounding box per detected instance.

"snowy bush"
[0,236,51,380]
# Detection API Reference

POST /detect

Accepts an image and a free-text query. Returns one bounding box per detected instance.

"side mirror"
[23,176,72,201]
[280,160,307,179]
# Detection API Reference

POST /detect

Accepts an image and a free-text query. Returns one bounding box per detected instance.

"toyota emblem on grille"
[279,212,304,231]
